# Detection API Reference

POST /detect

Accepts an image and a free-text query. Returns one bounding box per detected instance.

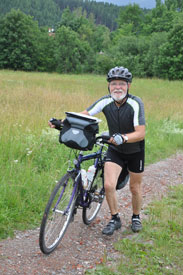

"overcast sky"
[94,0,158,9]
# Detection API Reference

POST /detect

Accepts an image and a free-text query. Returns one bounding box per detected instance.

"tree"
[107,35,149,77]
[0,9,41,70]
[157,20,183,79]
[111,24,133,44]
[145,32,168,77]
[94,52,115,74]
[37,27,56,72]
[58,7,110,53]
[54,25,93,73]
[165,0,183,11]
[0,0,60,27]
[91,25,110,52]
[57,8,77,31]
[117,4,144,34]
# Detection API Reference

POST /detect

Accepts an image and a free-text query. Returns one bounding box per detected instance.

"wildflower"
[27,150,32,156]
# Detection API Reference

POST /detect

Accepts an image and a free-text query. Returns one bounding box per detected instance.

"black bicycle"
[39,133,109,254]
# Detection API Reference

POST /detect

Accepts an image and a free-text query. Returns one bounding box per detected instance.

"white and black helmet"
[107,66,132,83]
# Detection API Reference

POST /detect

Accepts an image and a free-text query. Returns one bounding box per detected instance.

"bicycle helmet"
[107,66,132,83]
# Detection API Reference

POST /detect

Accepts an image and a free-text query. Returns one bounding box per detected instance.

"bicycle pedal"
[93,192,100,202]
[94,192,104,203]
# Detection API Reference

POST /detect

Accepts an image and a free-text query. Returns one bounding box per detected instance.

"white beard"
[111,89,127,102]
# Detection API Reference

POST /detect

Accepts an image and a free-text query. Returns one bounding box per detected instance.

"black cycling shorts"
[105,147,145,173]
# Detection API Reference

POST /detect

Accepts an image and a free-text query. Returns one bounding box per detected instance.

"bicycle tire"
[39,172,78,254]
[82,167,105,225]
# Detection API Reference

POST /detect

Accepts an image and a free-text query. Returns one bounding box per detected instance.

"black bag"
[59,112,99,151]
[116,162,129,190]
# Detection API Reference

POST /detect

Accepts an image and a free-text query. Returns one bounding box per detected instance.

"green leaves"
[157,22,183,80]
[54,25,92,73]
[117,4,144,34]
[0,9,40,71]
[0,2,183,79]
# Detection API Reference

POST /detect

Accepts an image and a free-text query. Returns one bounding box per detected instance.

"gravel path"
[0,153,183,275]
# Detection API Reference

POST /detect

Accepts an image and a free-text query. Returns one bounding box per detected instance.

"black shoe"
[131,218,142,232]
[102,219,121,236]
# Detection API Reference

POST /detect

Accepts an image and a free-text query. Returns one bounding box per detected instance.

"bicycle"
[39,133,109,255]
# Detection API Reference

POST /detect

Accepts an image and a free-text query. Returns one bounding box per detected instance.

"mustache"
[113,89,124,93]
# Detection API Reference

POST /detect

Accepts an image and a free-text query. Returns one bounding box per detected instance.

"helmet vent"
[107,66,132,83]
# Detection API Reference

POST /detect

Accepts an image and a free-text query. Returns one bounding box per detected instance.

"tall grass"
[0,70,183,239]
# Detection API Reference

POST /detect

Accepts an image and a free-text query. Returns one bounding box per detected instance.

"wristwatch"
[123,134,128,143]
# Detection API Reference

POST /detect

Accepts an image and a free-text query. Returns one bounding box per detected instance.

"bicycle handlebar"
[95,135,120,151]
[95,135,111,145]
[49,118,113,146]
[49,118,64,130]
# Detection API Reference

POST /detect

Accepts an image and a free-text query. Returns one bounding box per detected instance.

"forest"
[0,0,183,80]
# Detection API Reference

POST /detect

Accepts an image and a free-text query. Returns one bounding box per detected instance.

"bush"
[0,9,41,71]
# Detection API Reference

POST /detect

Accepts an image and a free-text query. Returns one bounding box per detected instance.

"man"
[81,66,145,235]
[49,66,145,235]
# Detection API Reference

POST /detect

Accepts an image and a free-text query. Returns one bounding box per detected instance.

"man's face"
[109,80,129,102]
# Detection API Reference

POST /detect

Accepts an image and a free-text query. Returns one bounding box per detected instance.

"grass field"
[0,70,183,272]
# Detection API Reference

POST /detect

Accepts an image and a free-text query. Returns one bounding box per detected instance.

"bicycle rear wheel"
[39,172,77,254]
[82,167,105,225]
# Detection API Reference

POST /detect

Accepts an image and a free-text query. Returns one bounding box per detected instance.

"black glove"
[49,118,63,130]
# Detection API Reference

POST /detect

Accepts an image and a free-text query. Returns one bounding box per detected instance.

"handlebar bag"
[59,112,99,150]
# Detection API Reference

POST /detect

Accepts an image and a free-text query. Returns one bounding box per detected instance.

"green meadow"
[0,70,183,272]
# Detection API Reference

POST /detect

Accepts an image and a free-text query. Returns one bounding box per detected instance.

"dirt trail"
[0,153,183,275]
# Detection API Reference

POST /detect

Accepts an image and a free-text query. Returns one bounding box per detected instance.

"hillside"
[0,0,123,30]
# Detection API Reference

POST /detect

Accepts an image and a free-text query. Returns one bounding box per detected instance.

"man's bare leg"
[129,171,143,232]
[102,162,122,235]
[104,162,122,215]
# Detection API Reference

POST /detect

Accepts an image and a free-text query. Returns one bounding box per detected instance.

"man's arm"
[80,110,90,115]
[121,125,145,143]
[110,125,145,145]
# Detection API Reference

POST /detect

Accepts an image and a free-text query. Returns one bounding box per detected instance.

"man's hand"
[48,118,63,130]
[109,133,124,145]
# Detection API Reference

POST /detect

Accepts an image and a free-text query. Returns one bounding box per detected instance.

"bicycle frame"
[50,142,105,220]
[65,142,105,210]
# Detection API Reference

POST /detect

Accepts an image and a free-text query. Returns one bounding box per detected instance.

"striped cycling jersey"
[87,94,145,154]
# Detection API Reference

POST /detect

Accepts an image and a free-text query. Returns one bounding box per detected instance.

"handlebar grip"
[49,118,63,130]
[96,135,111,144]
[102,139,111,145]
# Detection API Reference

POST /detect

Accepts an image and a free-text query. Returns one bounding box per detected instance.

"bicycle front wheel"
[82,167,105,225]
[39,172,77,254]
